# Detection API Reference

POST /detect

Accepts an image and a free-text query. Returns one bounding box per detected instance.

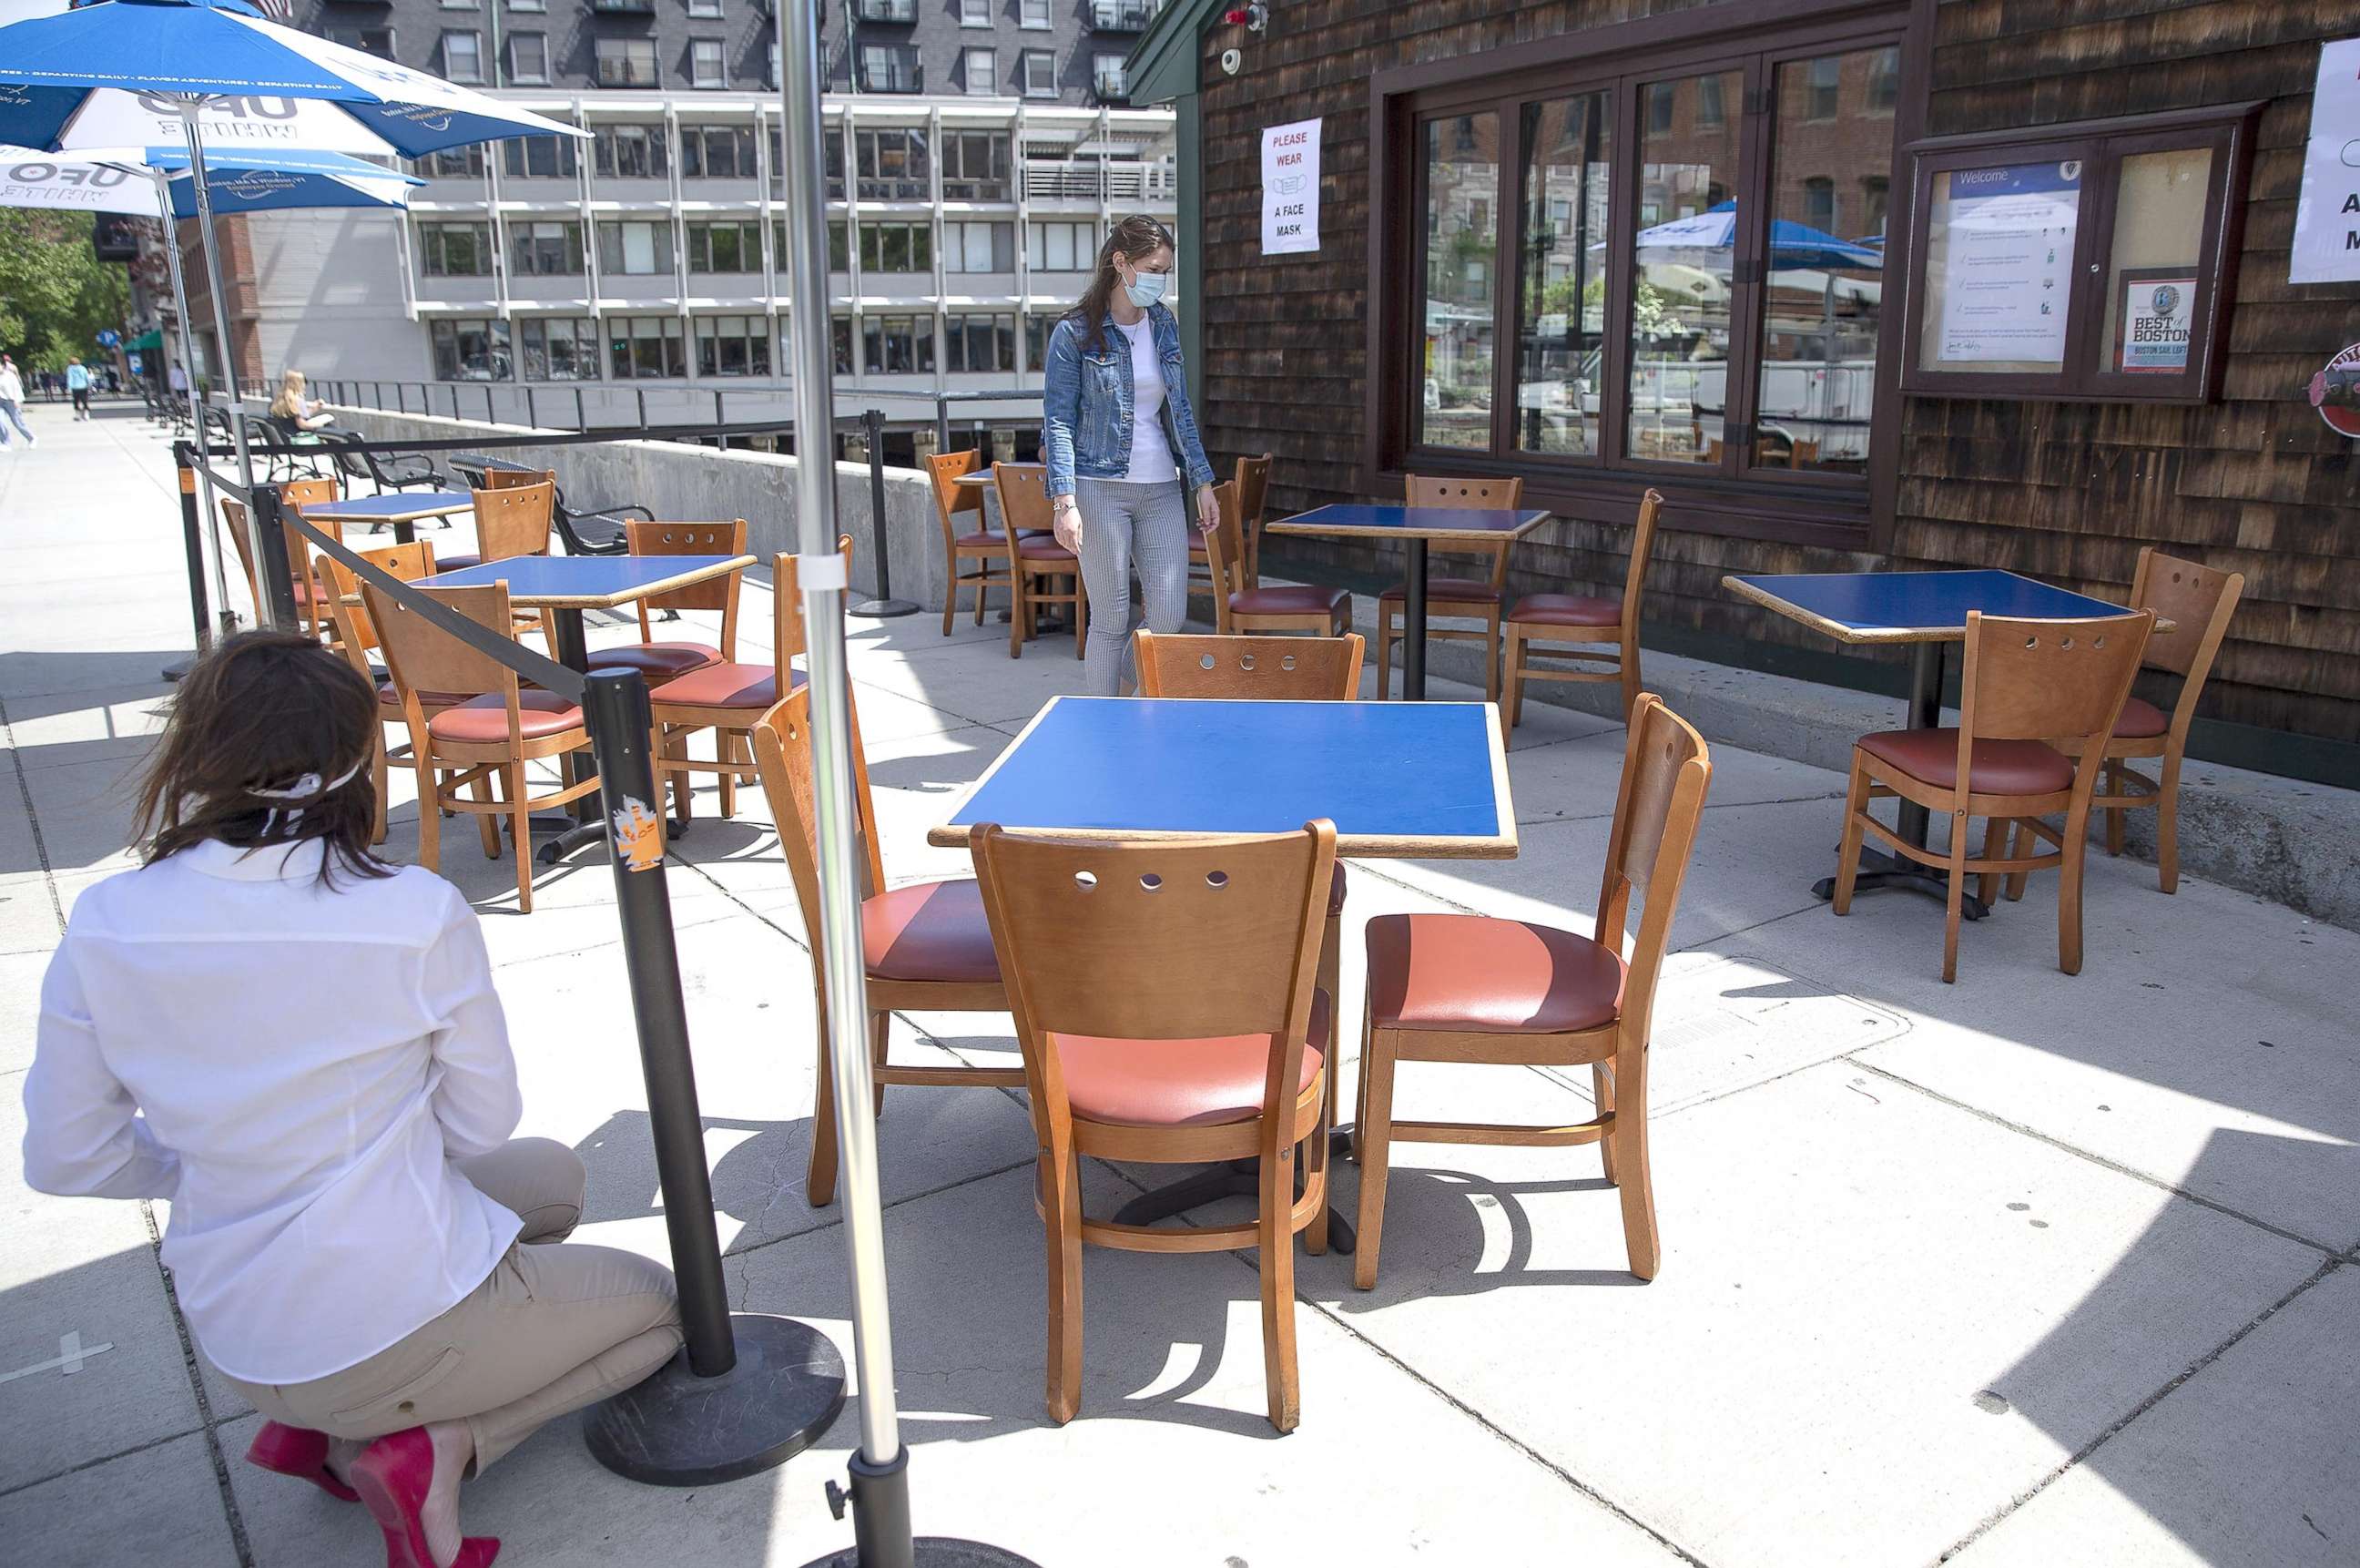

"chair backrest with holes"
[969,821,1335,1136]
[363,581,522,720]
[2129,548,2243,734]
[482,466,554,491]
[1595,694,1713,1049]
[1134,631,1362,699]
[928,449,984,542]
[322,542,438,671]
[1622,489,1664,626]
[626,520,746,652]
[281,476,339,512]
[472,481,556,562]
[750,685,888,983]
[1405,473,1522,583]
[1958,612,2153,752]
[992,463,1053,535]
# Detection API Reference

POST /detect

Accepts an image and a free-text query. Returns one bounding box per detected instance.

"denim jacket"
[1040,302,1217,500]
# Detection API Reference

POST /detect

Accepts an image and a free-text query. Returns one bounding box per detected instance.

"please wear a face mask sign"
[1262,117,1320,256]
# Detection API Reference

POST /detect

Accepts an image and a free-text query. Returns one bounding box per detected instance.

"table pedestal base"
[1110,1128,1359,1253]
[1812,847,1989,921]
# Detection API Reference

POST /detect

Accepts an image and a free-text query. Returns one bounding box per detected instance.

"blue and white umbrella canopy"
[1609,200,1886,273]
[0,0,586,157]
[0,140,419,215]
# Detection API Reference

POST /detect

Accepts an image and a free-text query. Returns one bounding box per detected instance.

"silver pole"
[153,168,235,642]
[180,103,274,629]
[779,0,901,1467]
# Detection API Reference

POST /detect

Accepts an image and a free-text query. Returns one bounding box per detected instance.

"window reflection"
[1623,69,1740,465]
[1417,112,1499,450]
[1516,93,1611,457]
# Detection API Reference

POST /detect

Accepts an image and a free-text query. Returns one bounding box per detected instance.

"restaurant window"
[857,220,933,273]
[414,145,484,180]
[941,132,1010,199]
[946,220,1014,273]
[1413,112,1497,450]
[1806,56,1841,121]
[945,312,1016,374]
[596,220,675,276]
[1023,311,1063,372]
[696,315,773,377]
[1027,219,1094,271]
[510,0,545,11]
[862,313,934,374]
[431,318,511,381]
[594,123,668,178]
[855,127,930,199]
[1020,0,1049,26]
[690,39,726,88]
[609,317,685,379]
[687,0,721,15]
[504,135,577,179]
[521,317,600,381]
[441,30,483,83]
[963,46,997,97]
[1696,76,1725,129]
[1514,92,1609,458]
[508,220,584,276]
[507,32,549,84]
[860,45,921,94]
[418,222,494,276]
[595,37,659,87]
[686,219,763,273]
[1802,176,1835,232]
[681,124,757,178]
[1867,46,1900,114]
[960,0,989,23]
[832,316,854,375]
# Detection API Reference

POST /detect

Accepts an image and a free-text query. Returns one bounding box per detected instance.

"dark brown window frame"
[1366,0,1936,552]
[1897,102,2261,405]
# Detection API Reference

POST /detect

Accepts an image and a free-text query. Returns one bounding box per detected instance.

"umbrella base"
[848,597,921,619]
[799,1543,1042,1567]
[584,1312,847,1486]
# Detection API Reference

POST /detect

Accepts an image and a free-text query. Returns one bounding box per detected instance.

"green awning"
[126,328,163,352]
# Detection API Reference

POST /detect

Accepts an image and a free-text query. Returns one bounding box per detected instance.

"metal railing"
[1090,0,1157,28]
[1019,158,1175,201]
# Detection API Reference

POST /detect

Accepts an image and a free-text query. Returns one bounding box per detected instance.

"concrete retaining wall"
[327,406,948,609]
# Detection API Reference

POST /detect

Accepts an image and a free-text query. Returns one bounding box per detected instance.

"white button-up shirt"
[24,840,524,1385]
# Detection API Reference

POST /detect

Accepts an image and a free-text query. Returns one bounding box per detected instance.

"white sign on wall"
[2291,36,2360,284]
[1260,117,1320,256]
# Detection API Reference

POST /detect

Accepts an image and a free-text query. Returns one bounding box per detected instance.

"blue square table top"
[931,696,1516,860]
[1723,569,2167,645]
[1265,504,1552,543]
[412,554,755,609]
[298,489,475,524]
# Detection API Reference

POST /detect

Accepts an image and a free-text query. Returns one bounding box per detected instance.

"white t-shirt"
[1115,317,1176,484]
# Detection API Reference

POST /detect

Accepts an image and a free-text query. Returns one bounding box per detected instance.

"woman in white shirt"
[23,633,681,1568]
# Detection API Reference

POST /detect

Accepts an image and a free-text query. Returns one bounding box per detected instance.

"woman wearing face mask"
[1041,214,1221,696]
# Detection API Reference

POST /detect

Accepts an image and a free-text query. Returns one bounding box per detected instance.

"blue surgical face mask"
[1124,269,1170,310]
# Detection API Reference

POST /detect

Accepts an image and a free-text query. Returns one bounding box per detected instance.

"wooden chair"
[319,541,459,845]
[928,450,1012,634]
[1504,488,1662,726]
[1377,475,1523,701]
[280,476,344,642]
[585,519,744,684]
[2086,548,2244,893]
[1203,480,1353,638]
[219,496,331,632]
[1354,694,1712,1288]
[1835,610,2153,983]
[361,578,603,913]
[750,684,1023,1209]
[1186,453,1273,615]
[990,463,1086,659]
[649,537,841,823]
[439,476,555,574]
[969,819,1338,1432]
[1133,631,1363,700]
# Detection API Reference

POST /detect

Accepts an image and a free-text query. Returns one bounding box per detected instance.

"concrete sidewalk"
[3,411,2355,1568]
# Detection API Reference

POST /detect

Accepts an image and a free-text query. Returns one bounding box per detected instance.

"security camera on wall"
[1221,47,1243,76]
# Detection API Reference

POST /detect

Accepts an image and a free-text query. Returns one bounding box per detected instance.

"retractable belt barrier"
[213,417,801,462]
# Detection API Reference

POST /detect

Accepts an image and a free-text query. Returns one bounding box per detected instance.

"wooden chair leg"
[507,761,534,914]
[1612,1052,1659,1281]
[1257,1131,1301,1434]
[1977,820,2005,908]
[1481,612,1501,704]
[471,769,501,860]
[1592,1061,1619,1185]
[1941,808,1969,983]
[2057,802,2091,976]
[1831,759,1871,914]
[1351,1025,1399,1292]
[1349,982,1371,1166]
[2157,754,2183,894]
[371,736,390,846]
[1622,635,1642,721]
[2103,759,2126,857]
[868,1008,889,1116]
[806,1023,839,1208]
[1008,569,1028,658]
[2004,819,2030,902]
[415,760,442,876]
[1503,625,1527,728]
[1043,1152,1084,1426]
[941,554,957,636]
[974,569,989,626]
[717,728,739,820]
[672,728,696,823]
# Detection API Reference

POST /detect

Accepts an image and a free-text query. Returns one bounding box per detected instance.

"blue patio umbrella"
[0,0,585,629]
[1612,200,1887,272]
[136,144,422,219]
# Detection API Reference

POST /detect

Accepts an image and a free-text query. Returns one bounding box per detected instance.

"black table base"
[1401,537,1429,700]
[1109,1127,1358,1254]
[585,1312,846,1486]
[534,606,607,865]
[1812,847,1990,921]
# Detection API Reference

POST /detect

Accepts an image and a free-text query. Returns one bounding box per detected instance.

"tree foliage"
[0,210,132,372]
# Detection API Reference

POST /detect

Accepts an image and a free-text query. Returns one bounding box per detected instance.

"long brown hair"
[1067,213,1175,356]
[134,630,390,885]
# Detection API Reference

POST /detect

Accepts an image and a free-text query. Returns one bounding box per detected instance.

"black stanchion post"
[525,385,537,429]
[165,442,210,681]
[847,408,918,619]
[575,385,587,431]
[636,387,649,429]
[249,483,302,631]
[575,666,848,1485]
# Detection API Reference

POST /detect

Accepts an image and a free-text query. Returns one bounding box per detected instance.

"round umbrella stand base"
[799,1541,1043,1567]
[847,597,921,619]
[585,1312,848,1486]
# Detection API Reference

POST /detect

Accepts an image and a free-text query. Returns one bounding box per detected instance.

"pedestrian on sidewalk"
[23,632,684,1568]
[65,358,91,420]
[0,354,31,448]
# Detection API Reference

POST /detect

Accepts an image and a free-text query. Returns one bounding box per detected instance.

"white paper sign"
[1260,118,1319,256]
[2292,37,2360,284]
[1935,161,2080,363]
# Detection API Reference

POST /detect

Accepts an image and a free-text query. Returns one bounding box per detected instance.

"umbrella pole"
[178,103,276,630]
[154,168,235,659]
[778,3,1033,1565]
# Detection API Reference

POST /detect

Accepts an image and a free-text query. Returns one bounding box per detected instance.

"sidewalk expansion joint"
[0,692,67,935]
[0,1421,210,1502]
[143,1200,257,1568]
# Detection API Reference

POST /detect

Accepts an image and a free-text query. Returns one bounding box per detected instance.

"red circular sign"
[2311,342,2360,438]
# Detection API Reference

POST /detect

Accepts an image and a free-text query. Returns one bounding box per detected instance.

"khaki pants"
[223,1138,683,1471]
